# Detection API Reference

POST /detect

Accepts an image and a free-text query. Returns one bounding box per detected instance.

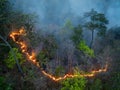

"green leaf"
[61,77,87,90]
[78,40,95,57]
[5,48,25,69]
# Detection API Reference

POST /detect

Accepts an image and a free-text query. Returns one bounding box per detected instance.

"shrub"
[5,48,25,69]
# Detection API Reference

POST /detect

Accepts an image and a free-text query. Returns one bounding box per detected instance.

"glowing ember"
[10,27,108,81]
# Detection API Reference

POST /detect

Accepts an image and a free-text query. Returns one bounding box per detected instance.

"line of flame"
[10,28,108,81]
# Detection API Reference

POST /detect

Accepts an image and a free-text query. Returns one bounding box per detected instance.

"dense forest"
[0,0,120,90]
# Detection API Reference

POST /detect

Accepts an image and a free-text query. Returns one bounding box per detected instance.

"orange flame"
[10,27,108,81]
[41,63,108,81]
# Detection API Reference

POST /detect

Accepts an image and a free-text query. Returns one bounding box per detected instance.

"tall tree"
[84,9,108,48]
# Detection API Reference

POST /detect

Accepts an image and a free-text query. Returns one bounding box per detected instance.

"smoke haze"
[11,0,120,28]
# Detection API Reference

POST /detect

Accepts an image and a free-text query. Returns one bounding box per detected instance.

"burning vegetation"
[10,27,108,82]
[1,0,120,90]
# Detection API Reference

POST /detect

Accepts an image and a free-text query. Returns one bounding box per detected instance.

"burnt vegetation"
[0,0,120,90]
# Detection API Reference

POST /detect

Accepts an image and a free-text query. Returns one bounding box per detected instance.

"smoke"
[69,0,120,27]
[12,0,120,27]
[10,0,120,47]
[10,0,117,73]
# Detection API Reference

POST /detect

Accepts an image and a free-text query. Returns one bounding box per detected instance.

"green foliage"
[71,25,83,46]
[24,69,36,81]
[104,73,120,90]
[61,77,87,90]
[0,0,36,36]
[0,76,13,90]
[9,11,36,29]
[37,51,48,65]
[64,19,74,30]
[37,51,45,60]
[0,0,9,15]
[85,9,108,36]
[0,0,11,36]
[78,41,95,57]
[89,79,102,90]
[84,9,108,48]
[55,66,64,77]
[60,19,74,40]
[5,48,25,69]
[73,66,86,75]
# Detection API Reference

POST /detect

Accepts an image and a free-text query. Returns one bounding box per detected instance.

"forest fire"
[10,27,108,81]
[41,63,108,81]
